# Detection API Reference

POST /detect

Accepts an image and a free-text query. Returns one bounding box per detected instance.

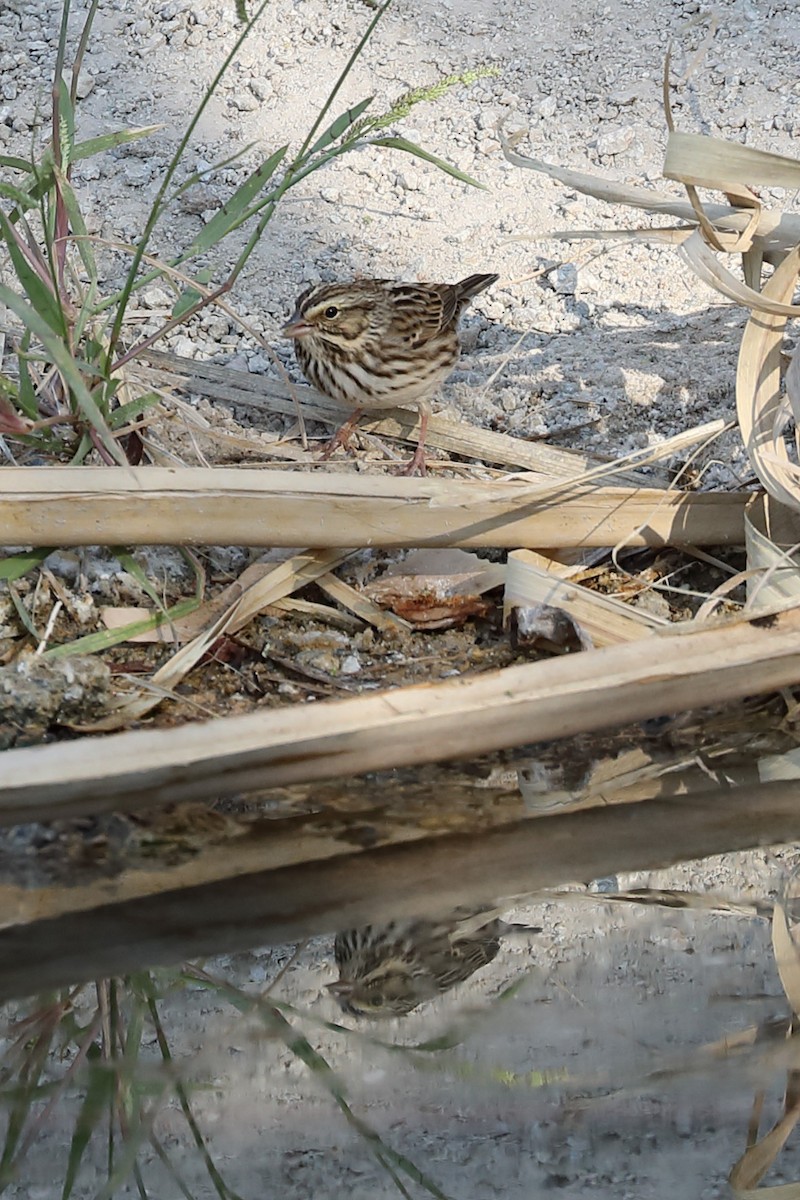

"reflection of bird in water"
[328,907,542,1019]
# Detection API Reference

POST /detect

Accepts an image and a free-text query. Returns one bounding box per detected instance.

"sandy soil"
[2,0,800,1195]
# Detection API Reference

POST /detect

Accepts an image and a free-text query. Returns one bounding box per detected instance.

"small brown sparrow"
[328,906,541,1019]
[281,273,498,474]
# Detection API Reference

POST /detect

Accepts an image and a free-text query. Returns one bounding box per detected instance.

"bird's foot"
[391,445,427,477]
[318,411,363,462]
[391,406,429,476]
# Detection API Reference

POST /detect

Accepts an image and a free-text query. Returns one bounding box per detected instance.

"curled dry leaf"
[364,574,494,630]
[363,549,504,630]
[787,349,800,428]
[500,127,800,261]
[744,496,800,610]
[0,397,33,435]
[729,1101,800,1196]
[737,247,800,514]
[681,229,800,318]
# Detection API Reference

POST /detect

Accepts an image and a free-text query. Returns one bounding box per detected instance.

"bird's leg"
[394,401,430,477]
[319,408,364,461]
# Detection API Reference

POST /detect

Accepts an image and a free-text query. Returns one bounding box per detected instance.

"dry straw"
[502,41,800,613]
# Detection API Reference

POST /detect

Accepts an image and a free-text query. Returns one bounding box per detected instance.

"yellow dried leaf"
[736,246,800,511]
[665,131,800,193]
[730,1104,800,1192]
[773,903,800,1016]
[681,230,800,316]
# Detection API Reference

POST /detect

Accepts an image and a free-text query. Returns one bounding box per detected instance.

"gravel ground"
[2,0,800,1195]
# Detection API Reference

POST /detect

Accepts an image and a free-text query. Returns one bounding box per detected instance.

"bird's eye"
[324,305,339,319]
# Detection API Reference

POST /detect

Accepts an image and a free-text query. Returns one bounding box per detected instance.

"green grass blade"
[369,135,487,188]
[72,280,99,345]
[7,582,39,639]
[5,128,164,223]
[268,1008,452,1200]
[163,142,257,207]
[93,1082,171,1200]
[177,144,288,260]
[182,971,449,1200]
[0,181,36,210]
[0,210,67,337]
[72,126,163,164]
[306,96,374,156]
[69,429,93,464]
[0,153,35,173]
[69,0,101,110]
[53,167,97,281]
[105,0,273,367]
[57,77,76,170]
[108,391,161,430]
[0,282,125,464]
[0,548,52,581]
[171,285,204,320]
[147,1133,198,1200]
[294,0,390,162]
[111,548,170,613]
[42,596,201,659]
[142,979,245,1200]
[0,1024,56,1186]
[61,1064,115,1200]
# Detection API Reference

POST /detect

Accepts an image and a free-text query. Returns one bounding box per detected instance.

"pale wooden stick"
[137,350,659,486]
[3,604,800,823]
[138,355,728,488]
[0,467,747,549]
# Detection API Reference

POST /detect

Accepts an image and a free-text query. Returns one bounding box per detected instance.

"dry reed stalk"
[79,547,353,729]
[502,132,800,265]
[136,350,663,485]
[2,776,800,1002]
[2,604,800,824]
[0,466,747,549]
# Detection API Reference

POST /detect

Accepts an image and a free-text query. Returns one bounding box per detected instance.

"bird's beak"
[281,310,312,339]
[326,981,359,1015]
[325,980,353,997]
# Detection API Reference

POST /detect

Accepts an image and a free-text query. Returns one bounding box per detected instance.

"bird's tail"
[456,272,499,299]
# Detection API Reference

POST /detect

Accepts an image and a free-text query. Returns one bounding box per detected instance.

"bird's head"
[281,282,390,352]
[326,964,424,1019]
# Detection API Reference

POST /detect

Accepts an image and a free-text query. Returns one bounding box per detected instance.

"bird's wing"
[388,283,449,345]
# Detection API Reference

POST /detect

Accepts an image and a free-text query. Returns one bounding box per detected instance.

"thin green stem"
[103,0,273,369]
[70,0,101,109]
[111,2,391,370]
[145,987,244,1200]
[293,0,391,163]
[51,0,71,171]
